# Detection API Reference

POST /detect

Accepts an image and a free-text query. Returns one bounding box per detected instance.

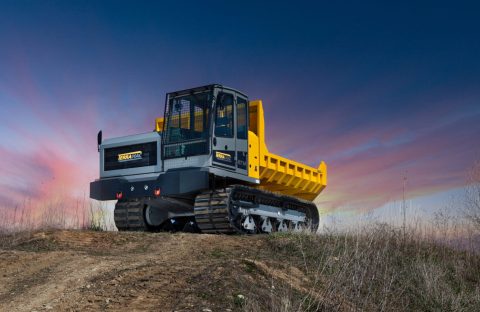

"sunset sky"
[0,1,479,225]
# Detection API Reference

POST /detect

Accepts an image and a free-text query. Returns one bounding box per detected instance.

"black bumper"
[90,169,210,200]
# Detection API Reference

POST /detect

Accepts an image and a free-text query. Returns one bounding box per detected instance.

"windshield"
[163,91,211,158]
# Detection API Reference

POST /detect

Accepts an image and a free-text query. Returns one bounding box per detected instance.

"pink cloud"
[314,112,480,213]
[0,144,92,208]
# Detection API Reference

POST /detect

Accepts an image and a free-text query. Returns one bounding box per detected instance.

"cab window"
[215,93,234,138]
[237,97,248,139]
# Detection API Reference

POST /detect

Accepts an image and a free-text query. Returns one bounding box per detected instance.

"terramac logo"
[118,151,143,162]
[215,151,231,161]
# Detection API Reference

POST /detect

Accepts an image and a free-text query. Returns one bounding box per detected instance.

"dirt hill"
[0,230,329,312]
[0,229,479,311]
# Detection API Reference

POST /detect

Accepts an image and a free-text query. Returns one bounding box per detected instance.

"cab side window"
[215,93,234,138]
[237,97,248,139]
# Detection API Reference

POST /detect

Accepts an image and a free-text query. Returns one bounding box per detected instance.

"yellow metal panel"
[248,131,260,179]
[155,117,164,132]
[248,100,327,201]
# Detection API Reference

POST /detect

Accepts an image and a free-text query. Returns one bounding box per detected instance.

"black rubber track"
[194,185,319,234]
[193,190,235,234]
[115,186,319,234]
[114,199,148,231]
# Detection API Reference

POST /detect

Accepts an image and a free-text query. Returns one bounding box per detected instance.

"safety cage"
[161,86,213,159]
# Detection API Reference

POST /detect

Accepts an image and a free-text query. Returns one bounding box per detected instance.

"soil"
[0,230,324,312]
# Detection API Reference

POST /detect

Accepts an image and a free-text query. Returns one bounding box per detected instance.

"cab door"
[212,91,237,170]
[235,96,248,176]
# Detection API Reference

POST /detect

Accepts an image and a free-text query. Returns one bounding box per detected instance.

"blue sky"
[0,0,479,220]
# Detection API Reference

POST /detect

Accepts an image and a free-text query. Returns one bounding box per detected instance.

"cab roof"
[167,84,248,99]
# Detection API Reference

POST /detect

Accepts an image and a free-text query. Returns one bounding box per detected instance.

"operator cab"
[162,84,249,176]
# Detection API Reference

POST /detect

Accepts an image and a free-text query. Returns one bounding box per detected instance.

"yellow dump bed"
[248,101,327,201]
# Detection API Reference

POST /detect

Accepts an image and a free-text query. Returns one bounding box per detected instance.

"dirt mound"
[0,231,324,312]
[1,229,478,311]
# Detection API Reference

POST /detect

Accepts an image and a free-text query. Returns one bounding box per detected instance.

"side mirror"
[97,130,102,152]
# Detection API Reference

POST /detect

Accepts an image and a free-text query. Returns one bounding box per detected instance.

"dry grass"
[464,160,480,230]
[0,199,113,248]
[240,224,480,312]
[0,197,479,311]
[0,220,478,311]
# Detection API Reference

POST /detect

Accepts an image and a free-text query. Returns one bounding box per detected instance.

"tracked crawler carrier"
[90,85,327,233]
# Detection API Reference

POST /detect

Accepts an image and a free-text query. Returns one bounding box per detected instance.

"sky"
[0,0,479,224]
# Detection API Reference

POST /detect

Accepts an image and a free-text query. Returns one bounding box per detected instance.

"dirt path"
[0,230,327,311]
